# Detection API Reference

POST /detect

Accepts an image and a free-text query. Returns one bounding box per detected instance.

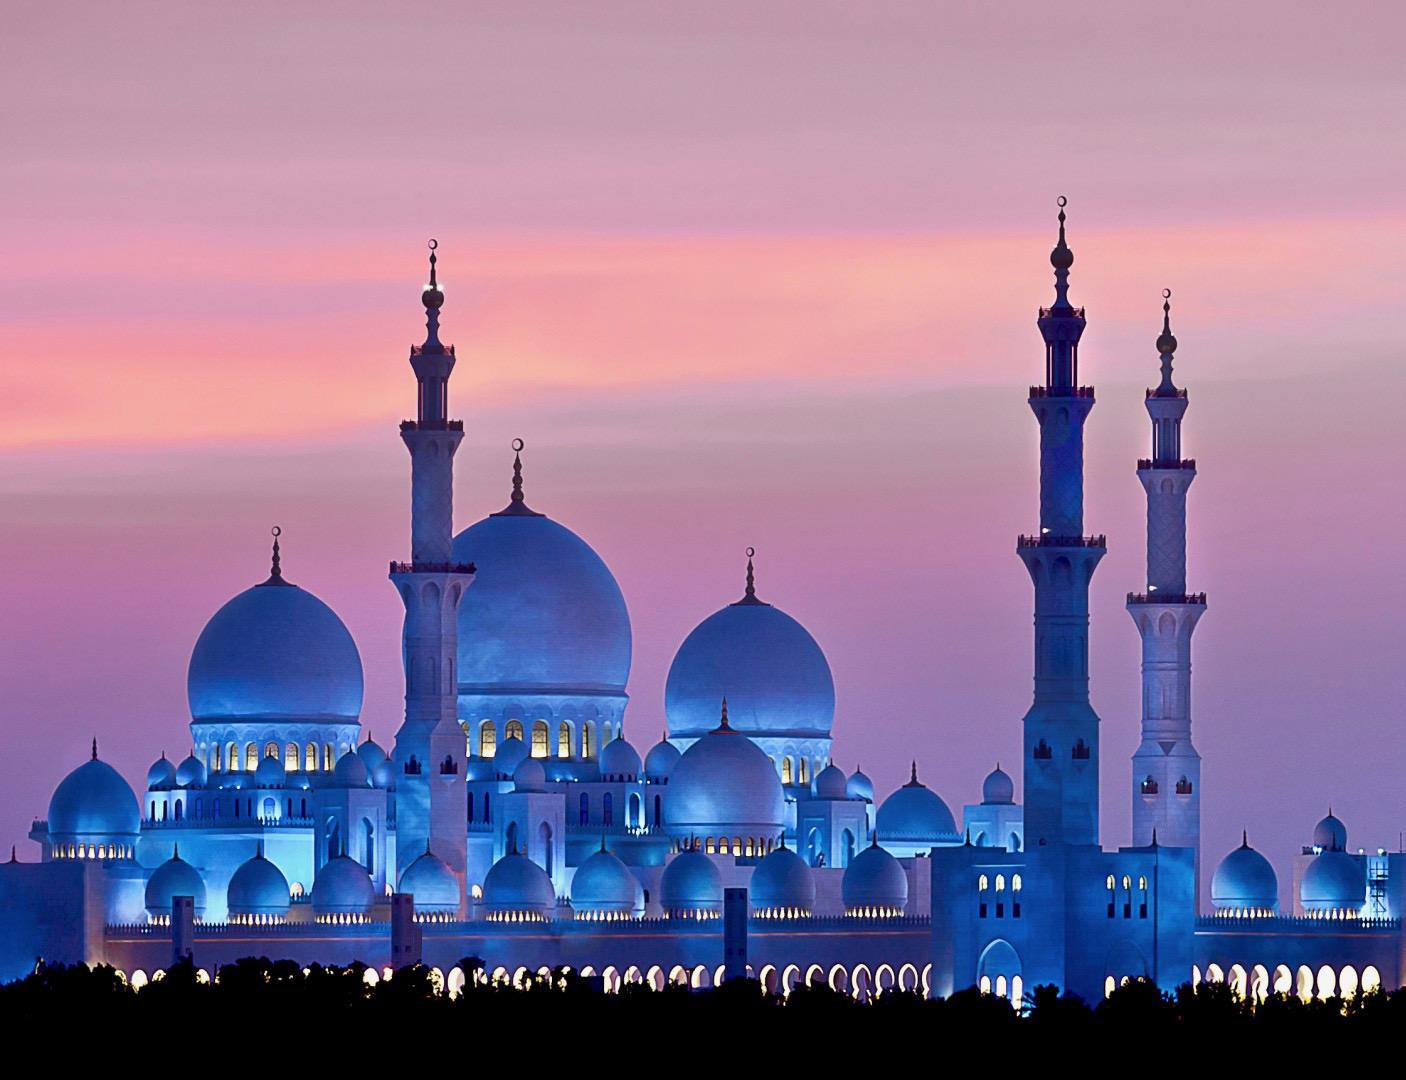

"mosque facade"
[1,213,1399,1004]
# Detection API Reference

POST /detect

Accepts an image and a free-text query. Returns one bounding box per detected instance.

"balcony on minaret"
[1137,458,1195,471]
[1029,386,1095,399]
[388,560,477,575]
[1126,590,1206,605]
[401,419,464,433]
[1018,533,1106,548]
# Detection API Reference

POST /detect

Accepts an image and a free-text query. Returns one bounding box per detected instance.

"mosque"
[1,209,1400,1004]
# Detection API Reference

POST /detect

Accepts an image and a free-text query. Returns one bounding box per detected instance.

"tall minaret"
[1017,198,1106,848]
[391,240,475,902]
[1128,290,1205,902]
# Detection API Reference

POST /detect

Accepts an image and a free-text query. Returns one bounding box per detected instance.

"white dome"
[494,736,529,777]
[847,768,874,802]
[644,738,681,781]
[659,848,723,918]
[482,850,555,920]
[842,843,908,915]
[599,736,642,781]
[875,765,958,844]
[253,755,286,788]
[1313,812,1347,851]
[1301,850,1365,913]
[813,763,848,800]
[311,855,375,917]
[145,847,207,919]
[356,738,388,771]
[331,751,369,789]
[146,754,177,789]
[982,765,1014,806]
[664,707,784,842]
[570,848,642,918]
[176,753,207,788]
[513,757,546,793]
[227,846,291,920]
[749,844,815,916]
[1210,834,1279,913]
[398,848,460,914]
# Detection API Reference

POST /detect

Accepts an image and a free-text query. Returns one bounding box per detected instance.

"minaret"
[391,240,475,904]
[1128,290,1205,902]
[1017,198,1106,848]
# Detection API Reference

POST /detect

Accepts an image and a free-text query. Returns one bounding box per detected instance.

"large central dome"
[451,459,631,697]
[665,557,833,741]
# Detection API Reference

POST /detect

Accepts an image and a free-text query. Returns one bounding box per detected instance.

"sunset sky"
[4,2,1405,903]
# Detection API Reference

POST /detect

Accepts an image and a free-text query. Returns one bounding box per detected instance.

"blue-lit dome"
[253,755,285,788]
[145,847,207,919]
[570,848,642,919]
[513,757,546,793]
[371,760,395,790]
[48,750,140,844]
[814,763,848,800]
[644,738,680,781]
[482,850,555,920]
[357,738,387,772]
[599,737,641,781]
[451,485,631,697]
[1301,850,1365,914]
[494,736,528,778]
[842,843,908,915]
[147,754,177,789]
[659,848,723,918]
[398,848,460,914]
[665,566,834,741]
[227,847,290,920]
[982,765,1015,806]
[176,753,206,788]
[331,751,369,789]
[876,766,959,843]
[1313,811,1347,851]
[311,855,375,918]
[664,709,784,842]
[187,555,363,724]
[1211,836,1279,913]
[847,768,874,802]
[749,844,814,916]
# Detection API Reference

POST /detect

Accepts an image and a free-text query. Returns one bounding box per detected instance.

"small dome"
[311,855,375,917]
[356,738,388,772]
[1301,850,1365,914]
[371,760,396,790]
[187,572,363,725]
[1210,836,1279,913]
[1313,812,1347,851]
[331,751,369,789]
[176,753,207,788]
[599,736,641,781]
[665,583,834,742]
[482,851,555,920]
[398,848,460,914]
[665,711,784,841]
[982,765,1014,806]
[253,755,286,788]
[494,735,529,777]
[659,848,723,918]
[813,763,848,800]
[749,844,814,916]
[876,766,958,843]
[147,754,177,789]
[842,843,908,915]
[48,751,141,844]
[570,848,642,918]
[513,757,546,793]
[227,847,291,920]
[847,768,874,802]
[145,847,207,919]
[644,738,681,781]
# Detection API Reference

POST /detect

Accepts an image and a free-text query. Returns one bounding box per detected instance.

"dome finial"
[420,239,445,350]
[256,841,263,858]
[260,526,294,587]
[1048,196,1075,308]
[1151,828,1158,847]
[91,737,98,761]
[1242,829,1249,849]
[173,843,180,860]
[717,697,731,731]
[491,438,545,517]
[1154,288,1180,394]
[732,546,768,606]
[910,761,918,785]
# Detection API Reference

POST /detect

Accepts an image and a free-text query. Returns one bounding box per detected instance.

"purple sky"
[3,2,1405,904]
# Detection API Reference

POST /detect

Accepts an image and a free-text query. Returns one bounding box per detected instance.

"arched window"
[798,758,809,785]
[995,874,1005,917]
[262,797,275,820]
[323,744,333,771]
[195,798,203,818]
[484,792,491,821]
[531,721,549,759]
[539,822,553,877]
[603,793,614,827]
[479,721,496,758]
[781,757,793,785]
[305,743,317,771]
[505,719,524,743]
[213,798,221,819]
[630,794,644,831]
[557,723,572,759]
[467,792,475,822]
[263,742,279,761]
[580,793,590,826]
[1139,876,1149,918]
[1107,875,1116,918]
[978,874,989,918]
[209,744,222,772]
[602,721,614,746]
[285,743,299,771]
[705,837,716,854]
[582,722,595,759]
[227,742,239,772]
[363,818,375,876]
[653,794,662,827]
[245,743,258,771]
[718,837,729,854]
[174,799,183,821]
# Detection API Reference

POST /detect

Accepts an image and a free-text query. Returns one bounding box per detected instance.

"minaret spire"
[1129,289,1205,906]
[491,439,545,518]
[732,547,768,607]
[1018,197,1104,848]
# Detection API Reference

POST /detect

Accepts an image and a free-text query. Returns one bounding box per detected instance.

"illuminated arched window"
[781,758,793,785]
[705,837,715,854]
[323,744,333,771]
[979,874,989,891]
[581,722,594,759]
[245,743,258,771]
[531,721,549,759]
[209,745,221,772]
[733,836,742,856]
[557,723,572,759]
[505,719,524,743]
[1013,874,1022,891]
[227,743,240,772]
[305,743,317,771]
[479,721,497,758]
[798,758,809,785]
[995,875,1006,892]
[1122,875,1131,890]
[718,837,729,854]
[264,742,279,761]
[285,743,299,771]
[603,721,614,745]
